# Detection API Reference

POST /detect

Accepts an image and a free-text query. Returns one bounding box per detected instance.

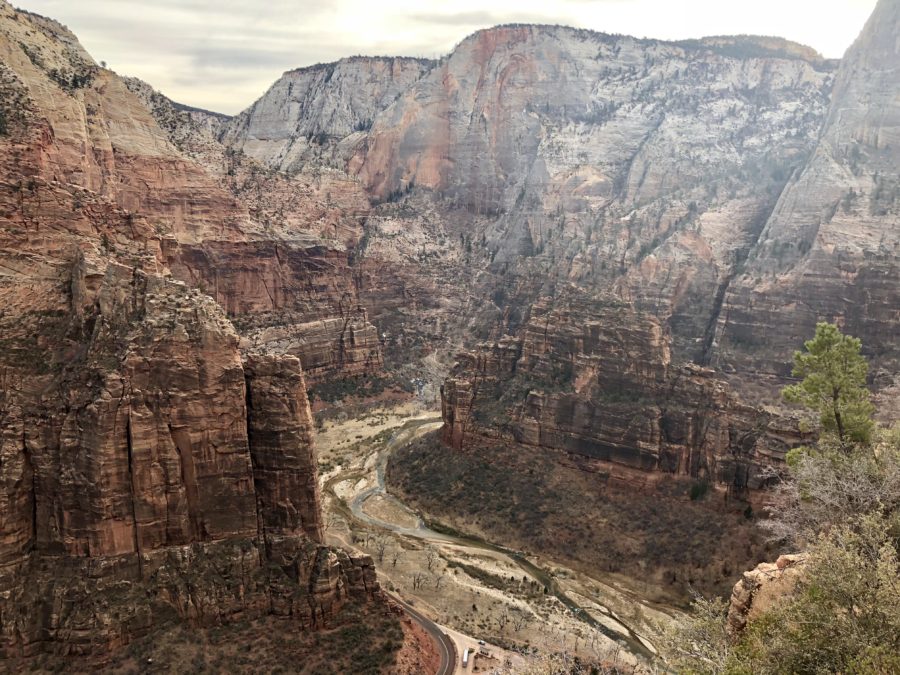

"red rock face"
[353,6,898,504]
[0,253,378,660]
[0,251,381,659]
[0,4,380,662]
[244,312,383,384]
[49,263,258,559]
[245,353,324,542]
[123,77,385,385]
[440,292,797,502]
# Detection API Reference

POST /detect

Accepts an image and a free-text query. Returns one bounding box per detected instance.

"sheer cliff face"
[346,13,894,491]
[346,25,839,372]
[718,0,900,383]
[121,77,383,383]
[356,26,831,209]
[222,57,434,172]
[245,353,324,542]
[0,3,376,661]
[337,25,841,488]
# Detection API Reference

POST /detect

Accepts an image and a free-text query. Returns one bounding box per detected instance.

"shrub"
[689,480,709,501]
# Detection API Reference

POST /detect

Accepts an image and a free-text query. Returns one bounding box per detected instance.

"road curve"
[390,593,457,675]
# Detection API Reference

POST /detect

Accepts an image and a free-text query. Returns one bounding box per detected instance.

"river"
[324,415,661,664]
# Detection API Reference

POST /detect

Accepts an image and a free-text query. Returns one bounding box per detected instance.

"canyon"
[0,0,898,669]
[0,3,382,665]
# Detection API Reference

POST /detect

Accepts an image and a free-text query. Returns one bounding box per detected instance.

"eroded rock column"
[244,353,324,543]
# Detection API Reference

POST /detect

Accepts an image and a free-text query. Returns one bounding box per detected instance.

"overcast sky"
[16,0,878,115]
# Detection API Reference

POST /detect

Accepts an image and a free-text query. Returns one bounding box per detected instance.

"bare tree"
[433,574,444,590]
[425,547,439,572]
[390,548,403,568]
[763,431,900,547]
[412,572,427,590]
[654,593,730,675]
[375,537,387,564]
[497,610,510,633]
[512,609,530,632]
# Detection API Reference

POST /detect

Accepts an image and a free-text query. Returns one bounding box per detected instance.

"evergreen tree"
[662,327,900,674]
[782,322,875,446]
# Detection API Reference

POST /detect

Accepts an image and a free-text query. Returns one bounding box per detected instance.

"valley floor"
[315,402,690,671]
[389,428,776,601]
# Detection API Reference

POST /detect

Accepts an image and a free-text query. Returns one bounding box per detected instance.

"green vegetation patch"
[664,324,900,673]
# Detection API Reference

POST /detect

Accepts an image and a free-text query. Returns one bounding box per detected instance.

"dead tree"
[425,547,439,572]
[512,609,530,632]
[375,537,387,564]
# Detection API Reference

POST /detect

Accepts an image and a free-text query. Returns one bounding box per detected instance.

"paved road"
[390,594,457,675]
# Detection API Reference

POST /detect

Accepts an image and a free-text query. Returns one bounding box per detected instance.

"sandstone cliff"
[122,76,384,384]
[440,290,796,509]
[0,2,379,662]
[357,25,838,492]
[393,11,895,497]
[717,0,900,386]
[202,2,898,501]
[1,257,378,660]
[245,353,324,542]
[223,56,434,173]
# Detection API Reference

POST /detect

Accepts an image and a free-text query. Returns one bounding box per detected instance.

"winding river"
[324,416,659,663]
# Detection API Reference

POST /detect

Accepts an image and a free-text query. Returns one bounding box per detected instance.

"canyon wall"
[175,0,897,498]
[0,2,378,662]
[123,76,385,384]
[440,293,792,502]
[223,56,434,173]
[716,0,900,384]
[346,7,896,495]
[2,0,899,659]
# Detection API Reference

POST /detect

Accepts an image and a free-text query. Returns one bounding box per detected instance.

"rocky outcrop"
[122,75,385,384]
[245,353,323,541]
[726,554,806,637]
[244,310,382,384]
[441,291,795,499]
[0,2,381,663]
[0,252,378,660]
[1,538,378,661]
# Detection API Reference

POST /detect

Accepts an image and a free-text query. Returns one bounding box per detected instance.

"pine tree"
[783,322,874,446]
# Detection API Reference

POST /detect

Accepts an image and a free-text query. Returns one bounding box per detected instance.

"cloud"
[408,11,565,27]
[15,0,877,115]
